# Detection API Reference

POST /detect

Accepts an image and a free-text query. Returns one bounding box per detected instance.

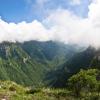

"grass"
[0,81,75,100]
[0,81,32,100]
[0,81,100,100]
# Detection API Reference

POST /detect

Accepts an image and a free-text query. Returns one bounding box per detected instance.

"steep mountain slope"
[0,41,77,87]
[0,42,46,86]
[46,46,97,87]
[90,49,100,69]
[20,41,77,67]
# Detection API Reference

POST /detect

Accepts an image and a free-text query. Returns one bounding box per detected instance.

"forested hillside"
[46,46,100,87]
[0,41,100,99]
[0,41,78,87]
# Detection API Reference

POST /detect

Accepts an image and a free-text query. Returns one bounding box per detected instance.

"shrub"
[26,88,41,94]
[9,86,16,91]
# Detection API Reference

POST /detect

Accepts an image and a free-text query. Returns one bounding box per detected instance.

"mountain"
[90,49,100,69]
[46,46,98,87]
[0,41,78,87]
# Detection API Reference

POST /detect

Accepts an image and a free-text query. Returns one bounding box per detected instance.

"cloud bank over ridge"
[0,0,100,47]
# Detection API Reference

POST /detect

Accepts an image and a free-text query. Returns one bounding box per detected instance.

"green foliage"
[0,80,78,100]
[68,69,100,97]
[26,88,42,94]
[47,47,96,88]
[0,79,100,100]
[0,41,76,87]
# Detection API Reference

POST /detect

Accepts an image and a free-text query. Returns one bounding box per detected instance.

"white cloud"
[0,0,100,47]
[0,19,51,42]
[43,0,100,47]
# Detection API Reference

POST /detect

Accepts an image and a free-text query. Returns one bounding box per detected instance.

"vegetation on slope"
[0,41,100,100]
[0,68,100,100]
[0,41,77,87]
[46,46,96,87]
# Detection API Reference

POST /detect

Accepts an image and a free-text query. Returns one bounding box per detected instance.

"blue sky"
[0,0,100,47]
[0,0,91,23]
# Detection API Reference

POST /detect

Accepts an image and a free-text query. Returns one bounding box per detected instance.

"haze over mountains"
[0,40,79,87]
[0,0,100,92]
[0,40,99,88]
[0,0,100,99]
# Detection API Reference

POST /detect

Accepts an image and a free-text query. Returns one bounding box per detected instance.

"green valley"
[0,41,100,100]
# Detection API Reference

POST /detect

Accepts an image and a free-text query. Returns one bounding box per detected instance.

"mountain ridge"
[0,40,78,87]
